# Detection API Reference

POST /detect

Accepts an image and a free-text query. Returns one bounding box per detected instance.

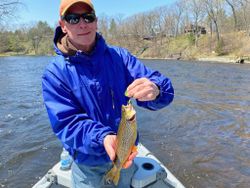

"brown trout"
[105,101,137,186]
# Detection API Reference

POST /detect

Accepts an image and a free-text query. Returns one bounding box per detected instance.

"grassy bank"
[135,31,250,63]
[1,31,250,64]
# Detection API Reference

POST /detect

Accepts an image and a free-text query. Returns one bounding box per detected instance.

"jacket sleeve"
[42,67,114,156]
[122,49,174,110]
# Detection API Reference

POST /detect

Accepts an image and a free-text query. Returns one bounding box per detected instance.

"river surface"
[0,56,249,188]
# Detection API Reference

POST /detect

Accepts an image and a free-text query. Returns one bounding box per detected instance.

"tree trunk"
[213,20,220,42]
[225,0,238,31]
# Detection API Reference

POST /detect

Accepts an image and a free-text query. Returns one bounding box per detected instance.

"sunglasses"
[62,13,96,25]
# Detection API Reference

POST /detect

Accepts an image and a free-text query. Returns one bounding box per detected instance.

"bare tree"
[238,0,250,32]
[125,13,148,38]
[204,0,224,42]
[118,14,145,51]
[186,0,206,47]
[97,14,110,39]
[225,0,241,31]
[171,0,186,37]
[162,6,177,37]
[0,0,22,23]
[154,7,167,45]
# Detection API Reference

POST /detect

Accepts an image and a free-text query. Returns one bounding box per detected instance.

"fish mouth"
[128,114,136,121]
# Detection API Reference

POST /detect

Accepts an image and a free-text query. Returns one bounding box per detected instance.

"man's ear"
[59,20,67,33]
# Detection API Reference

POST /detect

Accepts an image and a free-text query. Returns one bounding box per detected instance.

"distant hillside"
[1,28,250,64]
[121,31,250,63]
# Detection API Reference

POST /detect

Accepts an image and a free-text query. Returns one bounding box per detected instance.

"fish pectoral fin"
[132,145,138,153]
[122,146,138,169]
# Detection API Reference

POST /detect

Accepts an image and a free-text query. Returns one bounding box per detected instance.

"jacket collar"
[53,26,107,64]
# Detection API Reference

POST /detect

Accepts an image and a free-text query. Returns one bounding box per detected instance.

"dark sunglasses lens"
[64,14,80,24]
[64,13,96,24]
[83,14,96,23]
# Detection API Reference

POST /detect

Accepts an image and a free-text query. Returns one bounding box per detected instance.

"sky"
[17,0,176,28]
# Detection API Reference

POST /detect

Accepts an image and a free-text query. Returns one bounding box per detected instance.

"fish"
[105,100,137,186]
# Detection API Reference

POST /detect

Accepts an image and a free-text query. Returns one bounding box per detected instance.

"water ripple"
[1,57,250,187]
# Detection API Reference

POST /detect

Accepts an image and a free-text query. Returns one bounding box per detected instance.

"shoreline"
[1,54,249,64]
[140,56,250,64]
[197,56,250,64]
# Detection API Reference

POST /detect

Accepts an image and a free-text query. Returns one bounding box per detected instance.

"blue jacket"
[42,27,174,166]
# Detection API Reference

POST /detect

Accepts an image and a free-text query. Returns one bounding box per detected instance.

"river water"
[0,56,249,188]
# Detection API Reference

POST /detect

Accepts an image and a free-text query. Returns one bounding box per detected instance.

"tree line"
[0,21,54,55]
[99,0,250,56]
[0,1,54,55]
[1,0,250,56]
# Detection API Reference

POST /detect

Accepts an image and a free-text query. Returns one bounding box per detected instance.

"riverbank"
[0,52,54,57]
[1,53,250,65]
[136,31,250,65]
[197,56,250,64]
[1,30,250,65]
[140,55,250,64]
[0,52,30,57]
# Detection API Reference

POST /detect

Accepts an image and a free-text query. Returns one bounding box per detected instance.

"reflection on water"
[0,57,250,187]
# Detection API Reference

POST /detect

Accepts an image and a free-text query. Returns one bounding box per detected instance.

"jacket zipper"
[110,89,115,110]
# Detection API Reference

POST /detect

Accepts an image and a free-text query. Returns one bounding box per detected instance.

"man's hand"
[104,134,117,161]
[126,78,159,101]
[122,146,138,169]
[103,135,138,169]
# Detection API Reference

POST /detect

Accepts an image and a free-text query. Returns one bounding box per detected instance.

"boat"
[33,143,185,188]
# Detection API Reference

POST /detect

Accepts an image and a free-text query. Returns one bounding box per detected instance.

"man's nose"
[78,18,89,26]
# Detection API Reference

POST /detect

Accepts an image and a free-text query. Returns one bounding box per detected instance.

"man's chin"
[75,41,95,52]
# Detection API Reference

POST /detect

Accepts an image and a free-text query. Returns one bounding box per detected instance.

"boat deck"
[33,143,185,188]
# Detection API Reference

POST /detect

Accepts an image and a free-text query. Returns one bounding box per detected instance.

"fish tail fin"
[105,165,120,186]
[113,169,121,186]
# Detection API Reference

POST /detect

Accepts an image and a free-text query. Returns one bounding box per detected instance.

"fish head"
[122,102,136,121]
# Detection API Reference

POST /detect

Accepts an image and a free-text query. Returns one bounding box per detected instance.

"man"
[42,0,174,187]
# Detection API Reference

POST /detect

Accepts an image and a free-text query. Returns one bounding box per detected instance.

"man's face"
[60,3,97,52]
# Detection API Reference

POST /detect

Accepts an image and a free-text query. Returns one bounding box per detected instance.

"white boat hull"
[33,143,185,188]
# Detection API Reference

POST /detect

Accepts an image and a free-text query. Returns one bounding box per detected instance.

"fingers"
[122,150,138,169]
[103,135,117,161]
[123,160,132,169]
[128,150,138,161]
[103,135,138,168]
[126,78,159,101]
[131,89,156,101]
[126,78,146,92]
